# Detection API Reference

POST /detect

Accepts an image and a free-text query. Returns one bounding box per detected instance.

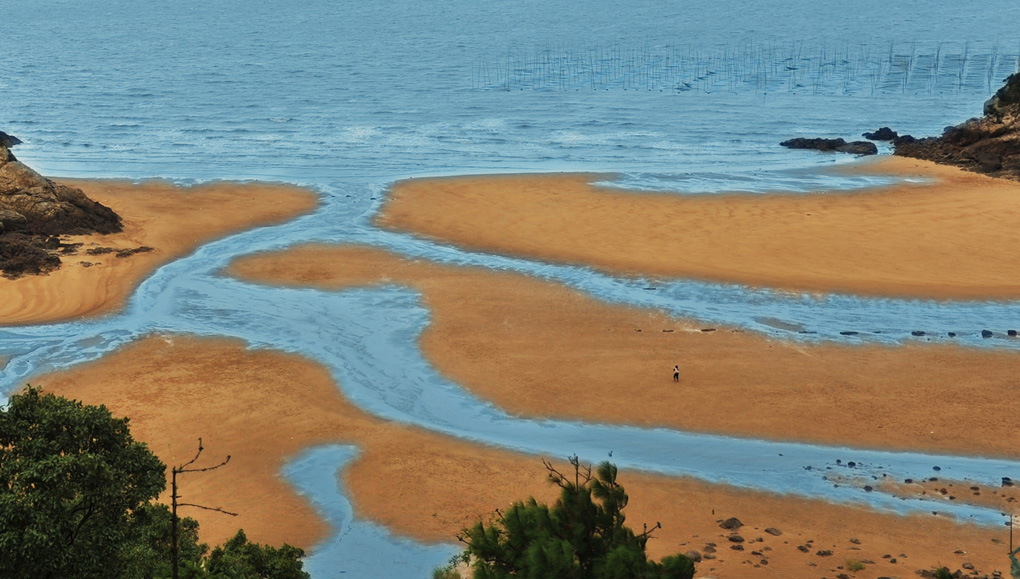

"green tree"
[121,503,209,579]
[0,385,167,579]
[1010,543,1020,579]
[453,457,695,579]
[206,529,309,579]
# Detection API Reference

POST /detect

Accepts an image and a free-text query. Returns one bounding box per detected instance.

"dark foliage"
[454,458,695,579]
[0,386,167,579]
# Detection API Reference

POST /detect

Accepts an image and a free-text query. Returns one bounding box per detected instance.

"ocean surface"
[3,1,1020,576]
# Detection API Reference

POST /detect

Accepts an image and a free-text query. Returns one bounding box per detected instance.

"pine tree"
[454,458,695,579]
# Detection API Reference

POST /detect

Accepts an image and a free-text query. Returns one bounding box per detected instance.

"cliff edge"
[894,73,1020,180]
[0,132,122,278]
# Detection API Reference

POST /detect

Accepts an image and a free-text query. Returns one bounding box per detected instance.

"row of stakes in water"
[473,40,1020,96]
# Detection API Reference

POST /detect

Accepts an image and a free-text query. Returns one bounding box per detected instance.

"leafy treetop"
[449,457,695,579]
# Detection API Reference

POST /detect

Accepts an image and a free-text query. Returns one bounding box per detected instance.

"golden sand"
[231,244,1020,459]
[20,159,1020,578]
[35,336,1009,579]
[377,157,1020,300]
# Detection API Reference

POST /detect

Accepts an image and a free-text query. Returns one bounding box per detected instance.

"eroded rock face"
[895,73,1020,180]
[0,133,123,278]
[0,142,121,236]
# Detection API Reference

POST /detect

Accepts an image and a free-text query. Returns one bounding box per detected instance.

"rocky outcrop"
[862,127,898,141]
[0,133,123,278]
[894,73,1020,180]
[779,137,878,156]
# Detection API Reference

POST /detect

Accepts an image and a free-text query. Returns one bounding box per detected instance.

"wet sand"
[377,157,1020,300]
[18,159,1020,578]
[34,336,1010,579]
[0,179,318,326]
[231,244,1020,460]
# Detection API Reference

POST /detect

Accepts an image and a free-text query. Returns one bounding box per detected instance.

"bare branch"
[179,455,231,474]
[635,521,662,540]
[178,502,239,517]
[176,437,204,471]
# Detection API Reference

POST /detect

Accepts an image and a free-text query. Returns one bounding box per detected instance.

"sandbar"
[34,336,1009,579]
[0,179,318,326]
[377,157,1020,300]
[231,244,1020,459]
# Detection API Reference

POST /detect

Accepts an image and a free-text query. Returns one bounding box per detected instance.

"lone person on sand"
[673,364,680,382]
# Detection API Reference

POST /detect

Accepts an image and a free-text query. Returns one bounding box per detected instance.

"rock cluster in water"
[0,132,122,278]
[779,137,878,156]
[894,73,1020,180]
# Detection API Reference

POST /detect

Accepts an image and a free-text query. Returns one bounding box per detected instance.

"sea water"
[3,1,1020,576]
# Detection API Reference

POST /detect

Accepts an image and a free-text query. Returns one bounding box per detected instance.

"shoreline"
[377,156,1020,301]
[230,243,1020,461]
[0,178,318,326]
[33,335,1012,579]
[11,158,1020,578]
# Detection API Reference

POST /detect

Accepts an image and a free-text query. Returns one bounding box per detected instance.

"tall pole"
[171,468,179,579]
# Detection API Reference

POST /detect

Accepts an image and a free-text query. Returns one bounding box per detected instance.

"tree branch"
[177,502,238,517]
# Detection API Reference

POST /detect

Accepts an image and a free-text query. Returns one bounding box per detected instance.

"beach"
[378,157,1020,300]
[0,179,318,326]
[37,335,1010,579]
[230,243,1020,460]
[16,158,1020,578]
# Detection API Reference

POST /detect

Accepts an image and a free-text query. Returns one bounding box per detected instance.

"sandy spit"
[377,157,1020,300]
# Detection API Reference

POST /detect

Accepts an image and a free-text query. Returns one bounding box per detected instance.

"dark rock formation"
[780,137,877,155]
[0,134,123,278]
[718,517,743,530]
[895,73,1020,180]
[0,131,22,148]
[863,127,899,140]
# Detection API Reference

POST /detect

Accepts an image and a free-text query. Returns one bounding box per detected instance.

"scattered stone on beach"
[863,127,899,140]
[764,527,782,536]
[1008,330,1017,337]
[115,246,154,258]
[728,534,745,543]
[1003,477,1014,487]
[816,549,834,557]
[982,330,993,338]
[779,137,878,155]
[911,330,926,336]
[895,73,1020,180]
[719,517,743,530]
[684,550,702,563]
